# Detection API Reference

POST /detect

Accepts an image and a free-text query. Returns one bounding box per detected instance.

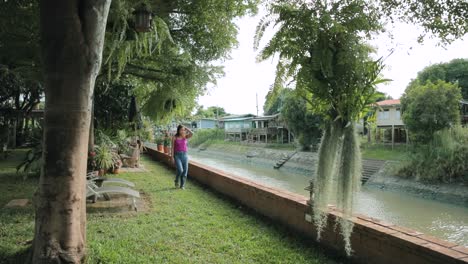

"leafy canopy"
[263,87,291,115]
[102,0,258,123]
[255,0,386,123]
[0,0,260,124]
[412,58,468,100]
[379,0,468,44]
[194,106,228,119]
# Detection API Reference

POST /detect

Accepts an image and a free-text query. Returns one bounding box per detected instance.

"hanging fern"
[256,0,388,255]
[103,0,174,80]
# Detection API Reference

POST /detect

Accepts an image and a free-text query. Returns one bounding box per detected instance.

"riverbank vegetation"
[189,129,225,147]
[397,126,468,182]
[1,151,338,264]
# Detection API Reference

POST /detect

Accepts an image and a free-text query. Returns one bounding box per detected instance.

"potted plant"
[156,137,164,152]
[87,150,98,174]
[163,137,171,154]
[94,145,114,176]
[112,154,123,174]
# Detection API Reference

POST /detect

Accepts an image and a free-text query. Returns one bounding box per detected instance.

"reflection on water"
[189,151,468,246]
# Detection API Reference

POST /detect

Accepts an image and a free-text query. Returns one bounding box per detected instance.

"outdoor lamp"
[133,4,152,32]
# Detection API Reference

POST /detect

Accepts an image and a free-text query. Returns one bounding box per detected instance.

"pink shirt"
[173,137,187,152]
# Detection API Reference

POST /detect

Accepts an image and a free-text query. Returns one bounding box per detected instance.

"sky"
[197,7,468,116]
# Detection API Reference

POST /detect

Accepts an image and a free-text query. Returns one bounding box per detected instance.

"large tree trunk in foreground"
[32,1,110,263]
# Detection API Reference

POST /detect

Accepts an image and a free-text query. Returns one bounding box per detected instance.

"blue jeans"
[174,151,188,187]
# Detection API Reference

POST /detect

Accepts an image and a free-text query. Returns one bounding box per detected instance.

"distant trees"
[413,59,468,99]
[401,80,462,144]
[280,92,322,151]
[194,106,228,119]
[263,87,291,115]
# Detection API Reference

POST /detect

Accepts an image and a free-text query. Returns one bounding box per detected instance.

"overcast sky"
[197,7,468,115]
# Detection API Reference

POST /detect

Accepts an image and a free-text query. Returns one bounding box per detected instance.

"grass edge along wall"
[147,147,468,264]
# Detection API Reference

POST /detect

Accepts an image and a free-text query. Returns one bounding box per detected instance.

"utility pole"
[256,93,259,116]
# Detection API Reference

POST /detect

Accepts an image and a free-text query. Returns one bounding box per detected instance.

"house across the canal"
[249,114,293,144]
[191,118,217,130]
[220,114,255,141]
[375,99,468,145]
[375,99,408,145]
[220,113,293,144]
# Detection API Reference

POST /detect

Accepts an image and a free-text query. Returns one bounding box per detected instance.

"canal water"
[189,151,468,246]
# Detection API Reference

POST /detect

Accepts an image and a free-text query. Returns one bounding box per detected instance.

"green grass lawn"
[361,144,409,161]
[0,150,341,264]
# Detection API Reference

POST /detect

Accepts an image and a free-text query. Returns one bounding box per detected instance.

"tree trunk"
[32,1,111,263]
[11,118,17,148]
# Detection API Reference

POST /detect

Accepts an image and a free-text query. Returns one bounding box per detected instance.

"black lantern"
[133,4,152,32]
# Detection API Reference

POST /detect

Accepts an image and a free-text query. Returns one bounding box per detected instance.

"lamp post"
[133,4,153,32]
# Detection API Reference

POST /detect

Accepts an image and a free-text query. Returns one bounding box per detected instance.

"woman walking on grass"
[171,125,193,189]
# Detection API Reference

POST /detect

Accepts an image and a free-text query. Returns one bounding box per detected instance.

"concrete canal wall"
[147,147,468,264]
[192,144,468,206]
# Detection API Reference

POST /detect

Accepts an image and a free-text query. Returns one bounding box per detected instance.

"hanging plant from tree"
[255,0,389,254]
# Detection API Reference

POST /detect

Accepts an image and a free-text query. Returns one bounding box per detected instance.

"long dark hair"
[175,125,183,137]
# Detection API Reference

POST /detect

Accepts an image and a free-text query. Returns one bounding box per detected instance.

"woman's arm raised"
[184,126,194,139]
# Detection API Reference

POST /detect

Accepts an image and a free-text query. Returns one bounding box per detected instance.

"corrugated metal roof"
[376,99,401,106]
[252,113,280,121]
[220,114,255,120]
[196,118,217,121]
[223,117,254,122]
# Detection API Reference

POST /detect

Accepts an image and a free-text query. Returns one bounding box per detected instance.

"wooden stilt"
[391,125,395,150]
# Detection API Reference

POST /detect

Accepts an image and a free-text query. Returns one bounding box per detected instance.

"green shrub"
[16,127,43,178]
[189,129,224,147]
[95,129,116,148]
[94,145,114,171]
[16,144,42,178]
[398,126,468,182]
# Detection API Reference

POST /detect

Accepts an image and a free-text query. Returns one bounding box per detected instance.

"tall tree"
[280,91,322,150]
[33,1,111,263]
[25,1,258,262]
[401,80,462,144]
[264,87,290,115]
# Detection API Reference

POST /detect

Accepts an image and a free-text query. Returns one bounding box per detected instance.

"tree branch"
[123,70,166,82]
[80,0,112,76]
[127,63,167,74]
